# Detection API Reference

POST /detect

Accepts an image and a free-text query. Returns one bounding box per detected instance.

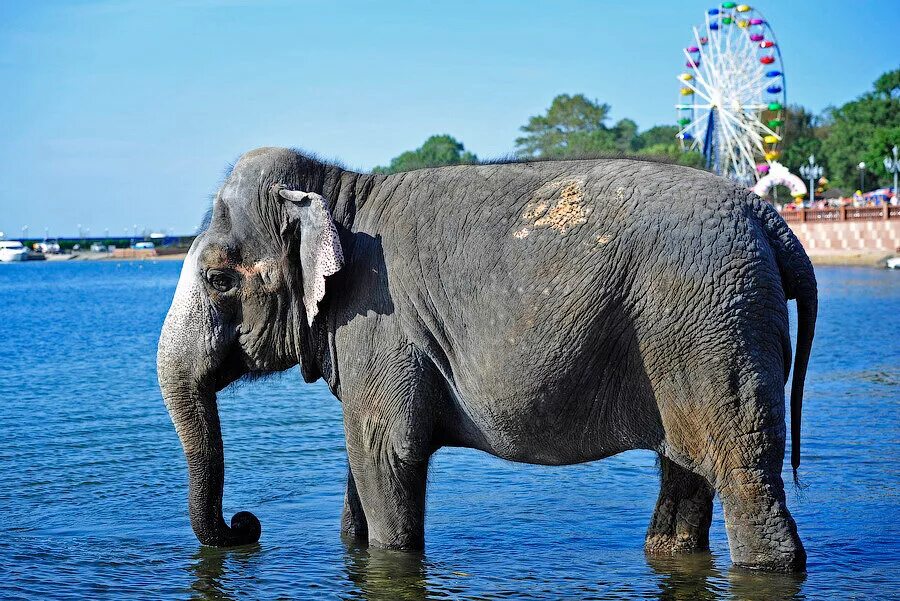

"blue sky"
[1,0,897,237]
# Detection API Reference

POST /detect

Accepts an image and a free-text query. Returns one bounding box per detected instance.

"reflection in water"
[339,544,808,600]
[188,542,434,601]
[727,565,806,601]
[343,543,429,601]
[647,553,723,600]
[184,542,810,601]
[647,553,805,601]
[189,544,261,601]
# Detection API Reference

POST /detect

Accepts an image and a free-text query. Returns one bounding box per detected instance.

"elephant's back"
[372,157,739,254]
[372,157,754,301]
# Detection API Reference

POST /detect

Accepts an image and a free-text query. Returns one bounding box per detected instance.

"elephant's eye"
[206,269,236,292]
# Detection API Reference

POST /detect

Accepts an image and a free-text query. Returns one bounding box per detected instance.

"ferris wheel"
[675,3,787,186]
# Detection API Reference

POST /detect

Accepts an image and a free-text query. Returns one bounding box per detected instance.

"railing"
[780,204,899,224]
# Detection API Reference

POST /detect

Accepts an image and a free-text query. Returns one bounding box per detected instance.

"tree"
[611,118,639,152]
[874,69,900,99]
[515,94,618,158]
[373,135,477,174]
[778,105,826,177]
[635,125,680,150]
[818,69,900,190]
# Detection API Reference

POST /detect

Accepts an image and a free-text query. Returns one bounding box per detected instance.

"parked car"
[35,240,61,254]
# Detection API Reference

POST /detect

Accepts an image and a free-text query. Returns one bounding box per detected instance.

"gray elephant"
[157,147,816,573]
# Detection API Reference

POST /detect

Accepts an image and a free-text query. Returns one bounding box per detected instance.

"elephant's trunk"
[157,252,260,547]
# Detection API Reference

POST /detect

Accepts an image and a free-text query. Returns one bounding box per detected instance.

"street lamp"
[799,156,824,204]
[884,145,900,202]
[857,162,866,192]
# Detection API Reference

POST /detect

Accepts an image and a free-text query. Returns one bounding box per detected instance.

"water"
[1,260,897,600]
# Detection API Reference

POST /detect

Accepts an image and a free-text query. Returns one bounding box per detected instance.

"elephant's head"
[157,147,343,546]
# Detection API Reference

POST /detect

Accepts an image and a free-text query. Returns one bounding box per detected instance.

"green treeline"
[373,68,900,193]
[779,69,899,192]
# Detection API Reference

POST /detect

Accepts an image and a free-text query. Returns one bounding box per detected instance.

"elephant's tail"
[758,201,818,485]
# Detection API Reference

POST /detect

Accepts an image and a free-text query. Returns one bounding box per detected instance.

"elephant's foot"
[341,469,368,542]
[645,456,714,555]
[719,468,806,573]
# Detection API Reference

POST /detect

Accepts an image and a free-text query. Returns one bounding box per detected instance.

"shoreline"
[807,252,897,267]
[37,251,189,262]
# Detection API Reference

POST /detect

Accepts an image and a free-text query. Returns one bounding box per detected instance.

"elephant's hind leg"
[706,370,806,572]
[645,455,714,555]
[715,431,806,573]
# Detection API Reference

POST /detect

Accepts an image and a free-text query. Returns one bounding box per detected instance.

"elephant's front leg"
[341,467,368,542]
[342,400,431,550]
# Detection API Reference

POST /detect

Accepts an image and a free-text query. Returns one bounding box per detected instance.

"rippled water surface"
[1,261,898,600]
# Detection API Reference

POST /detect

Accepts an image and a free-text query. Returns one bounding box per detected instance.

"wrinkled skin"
[158,147,816,572]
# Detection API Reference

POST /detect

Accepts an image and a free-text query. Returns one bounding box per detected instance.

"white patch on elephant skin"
[596,233,613,246]
[158,245,211,456]
[615,186,626,201]
[517,178,590,236]
[159,246,200,365]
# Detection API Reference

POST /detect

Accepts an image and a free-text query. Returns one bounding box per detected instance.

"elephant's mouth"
[213,349,250,391]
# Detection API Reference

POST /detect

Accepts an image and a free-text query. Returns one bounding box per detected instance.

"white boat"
[887,256,900,270]
[0,241,29,262]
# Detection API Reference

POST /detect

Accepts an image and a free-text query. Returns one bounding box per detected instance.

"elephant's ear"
[276,187,344,325]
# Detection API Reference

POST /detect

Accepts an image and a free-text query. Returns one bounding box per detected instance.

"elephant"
[157,146,817,573]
